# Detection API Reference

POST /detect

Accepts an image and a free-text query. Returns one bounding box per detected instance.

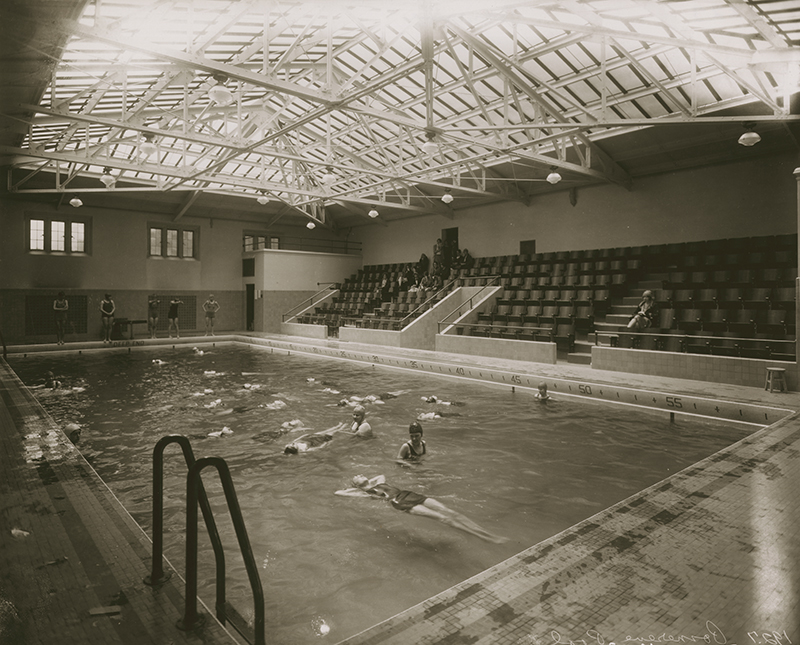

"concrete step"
[594,321,624,330]
[567,352,592,365]
[609,304,634,314]
[572,340,593,355]
[605,313,630,325]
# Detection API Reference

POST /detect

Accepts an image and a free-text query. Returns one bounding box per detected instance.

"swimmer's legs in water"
[408,499,507,544]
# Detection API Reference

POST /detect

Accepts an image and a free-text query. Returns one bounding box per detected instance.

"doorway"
[246,283,255,331]
[442,227,459,269]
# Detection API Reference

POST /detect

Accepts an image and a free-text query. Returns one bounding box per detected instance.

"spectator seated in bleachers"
[627,290,658,331]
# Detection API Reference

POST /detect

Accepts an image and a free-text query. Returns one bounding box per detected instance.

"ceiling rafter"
[4,0,798,228]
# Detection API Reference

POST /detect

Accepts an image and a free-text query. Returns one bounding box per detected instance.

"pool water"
[9,344,754,644]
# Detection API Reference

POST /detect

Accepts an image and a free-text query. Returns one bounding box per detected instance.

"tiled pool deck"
[1,334,798,645]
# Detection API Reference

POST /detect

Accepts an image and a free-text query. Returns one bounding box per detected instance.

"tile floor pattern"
[2,335,799,645]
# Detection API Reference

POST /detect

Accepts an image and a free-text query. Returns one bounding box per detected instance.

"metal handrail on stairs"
[437,275,502,331]
[145,436,265,645]
[282,283,338,322]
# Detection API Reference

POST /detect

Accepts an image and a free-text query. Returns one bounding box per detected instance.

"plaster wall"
[352,153,798,266]
[435,334,558,364]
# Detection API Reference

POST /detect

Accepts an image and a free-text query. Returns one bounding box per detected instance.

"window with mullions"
[243,231,278,251]
[149,224,197,258]
[27,216,90,254]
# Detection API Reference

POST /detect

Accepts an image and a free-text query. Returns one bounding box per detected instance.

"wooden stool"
[765,367,788,393]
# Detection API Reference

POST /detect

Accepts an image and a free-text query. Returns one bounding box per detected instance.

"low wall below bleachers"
[436,333,557,364]
[281,321,328,339]
[339,289,465,350]
[591,345,798,390]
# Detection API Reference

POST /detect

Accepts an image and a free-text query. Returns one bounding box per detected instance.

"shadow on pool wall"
[6,338,779,645]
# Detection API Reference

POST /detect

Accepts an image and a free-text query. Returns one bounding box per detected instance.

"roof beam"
[67,20,332,105]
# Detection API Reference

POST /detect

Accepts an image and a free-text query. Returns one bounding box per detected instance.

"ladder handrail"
[180,456,265,645]
[145,434,225,616]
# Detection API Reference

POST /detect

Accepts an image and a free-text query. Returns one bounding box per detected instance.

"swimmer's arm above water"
[334,488,373,497]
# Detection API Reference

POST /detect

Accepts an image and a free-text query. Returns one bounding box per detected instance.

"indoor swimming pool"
[9,344,756,645]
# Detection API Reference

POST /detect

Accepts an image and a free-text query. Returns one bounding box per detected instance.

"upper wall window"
[149,224,198,259]
[243,231,278,251]
[27,215,91,254]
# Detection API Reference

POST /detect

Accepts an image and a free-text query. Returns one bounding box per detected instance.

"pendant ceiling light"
[100,167,116,189]
[738,123,761,147]
[306,221,316,229]
[441,190,454,204]
[421,137,438,154]
[546,167,562,184]
[321,168,336,186]
[208,77,233,106]
[140,134,157,157]
[69,196,83,208]
[368,208,379,218]
[257,192,269,205]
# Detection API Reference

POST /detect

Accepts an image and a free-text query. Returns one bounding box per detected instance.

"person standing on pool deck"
[53,291,69,345]
[335,475,507,543]
[397,421,426,460]
[147,295,160,339]
[100,294,115,343]
[203,294,220,336]
[168,297,183,338]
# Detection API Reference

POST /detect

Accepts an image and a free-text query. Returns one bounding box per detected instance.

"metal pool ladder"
[144,435,265,645]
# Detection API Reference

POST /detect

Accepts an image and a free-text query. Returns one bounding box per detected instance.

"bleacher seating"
[291,234,795,360]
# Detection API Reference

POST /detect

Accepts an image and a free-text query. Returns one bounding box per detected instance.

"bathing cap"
[643,290,653,297]
[353,405,366,414]
[409,421,423,434]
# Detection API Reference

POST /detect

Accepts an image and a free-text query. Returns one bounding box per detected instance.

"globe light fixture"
[306,221,316,229]
[421,137,438,154]
[69,196,83,208]
[257,194,269,205]
[140,135,157,157]
[100,167,116,189]
[546,167,562,184]
[368,208,379,218]
[441,190,454,204]
[321,168,336,186]
[208,78,233,106]
[738,124,761,147]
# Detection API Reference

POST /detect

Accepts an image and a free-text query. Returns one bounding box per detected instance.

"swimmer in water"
[44,371,61,389]
[284,406,372,453]
[422,395,463,406]
[335,475,506,543]
[534,382,551,401]
[339,405,372,438]
[397,422,426,461]
[283,427,340,454]
[416,410,461,421]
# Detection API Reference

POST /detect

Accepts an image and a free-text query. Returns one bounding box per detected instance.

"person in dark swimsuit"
[53,291,69,345]
[100,294,115,343]
[148,296,160,339]
[335,475,506,543]
[168,298,183,338]
[397,421,426,461]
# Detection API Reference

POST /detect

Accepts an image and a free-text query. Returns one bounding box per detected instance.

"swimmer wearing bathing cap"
[397,422,426,460]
